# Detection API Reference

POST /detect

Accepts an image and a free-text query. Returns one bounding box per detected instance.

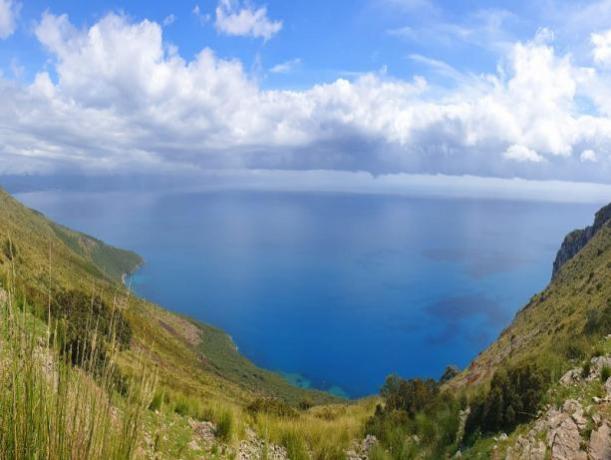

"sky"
[2,0,611,196]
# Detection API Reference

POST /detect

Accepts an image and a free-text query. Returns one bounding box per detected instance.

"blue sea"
[15,190,602,397]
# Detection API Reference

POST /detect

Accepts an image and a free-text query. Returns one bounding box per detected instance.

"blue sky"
[0,0,552,86]
[2,0,611,196]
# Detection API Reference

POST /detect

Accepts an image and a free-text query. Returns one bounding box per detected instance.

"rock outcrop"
[552,202,611,279]
[589,423,611,460]
[345,435,378,460]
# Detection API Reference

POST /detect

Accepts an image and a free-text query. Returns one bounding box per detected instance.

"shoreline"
[122,261,144,288]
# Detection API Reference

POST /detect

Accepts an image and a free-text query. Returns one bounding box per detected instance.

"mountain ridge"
[552,202,611,279]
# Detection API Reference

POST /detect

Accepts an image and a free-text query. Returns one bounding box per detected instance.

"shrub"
[440,365,460,383]
[215,410,234,442]
[149,390,164,412]
[380,375,439,416]
[366,376,460,458]
[247,397,297,418]
[584,304,611,336]
[601,366,611,383]
[465,363,549,438]
[581,361,591,379]
[298,398,313,411]
[50,289,132,369]
[174,399,190,417]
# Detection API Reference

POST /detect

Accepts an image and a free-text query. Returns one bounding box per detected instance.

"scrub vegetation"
[0,186,609,459]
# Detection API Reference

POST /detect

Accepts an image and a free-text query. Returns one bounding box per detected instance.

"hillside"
[450,205,611,390]
[1,186,610,459]
[0,188,371,459]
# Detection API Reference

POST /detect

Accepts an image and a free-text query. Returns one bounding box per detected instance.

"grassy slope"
[5,183,608,458]
[449,219,611,392]
[0,188,337,408]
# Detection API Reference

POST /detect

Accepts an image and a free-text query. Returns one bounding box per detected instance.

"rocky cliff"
[552,202,611,279]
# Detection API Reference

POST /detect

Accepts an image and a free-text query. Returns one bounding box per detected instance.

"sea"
[14,189,602,398]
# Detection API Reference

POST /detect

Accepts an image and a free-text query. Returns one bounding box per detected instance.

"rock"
[605,377,611,398]
[552,203,611,278]
[560,368,581,385]
[505,437,546,460]
[346,435,378,460]
[238,428,288,460]
[548,414,588,460]
[363,435,378,452]
[188,419,216,450]
[499,433,508,441]
[588,356,611,381]
[187,439,201,451]
[589,423,611,460]
[562,400,588,431]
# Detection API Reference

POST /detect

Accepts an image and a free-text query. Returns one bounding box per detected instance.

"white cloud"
[2,12,611,184]
[0,0,19,39]
[192,4,211,24]
[387,8,516,53]
[270,58,302,74]
[215,0,282,40]
[592,29,611,66]
[580,149,598,162]
[504,145,545,163]
[162,14,176,27]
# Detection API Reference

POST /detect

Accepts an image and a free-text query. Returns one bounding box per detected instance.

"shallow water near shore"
[15,190,601,397]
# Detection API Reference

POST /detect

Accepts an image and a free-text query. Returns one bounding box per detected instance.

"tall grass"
[252,400,377,459]
[0,246,156,460]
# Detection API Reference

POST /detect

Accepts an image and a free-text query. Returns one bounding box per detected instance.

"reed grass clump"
[0,263,156,459]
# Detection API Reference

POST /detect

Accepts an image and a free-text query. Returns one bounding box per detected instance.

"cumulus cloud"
[592,29,611,66]
[504,145,545,163]
[580,149,598,162]
[1,11,611,183]
[0,0,19,39]
[215,0,282,40]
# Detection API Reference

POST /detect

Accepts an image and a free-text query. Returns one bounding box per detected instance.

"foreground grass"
[0,266,155,459]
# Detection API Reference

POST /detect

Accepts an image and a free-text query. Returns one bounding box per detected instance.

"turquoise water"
[16,190,601,397]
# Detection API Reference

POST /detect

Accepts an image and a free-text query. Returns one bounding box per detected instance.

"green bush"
[366,376,460,458]
[247,397,297,418]
[380,375,439,416]
[581,361,591,379]
[465,363,549,438]
[601,366,611,383]
[215,410,234,442]
[584,303,611,336]
[440,365,460,383]
[149,390,164,412]
[297,399,313,411]
[50,290,132,368]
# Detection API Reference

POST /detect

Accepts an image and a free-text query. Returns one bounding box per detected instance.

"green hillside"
[0,187,609,459]
[0,188,364,459]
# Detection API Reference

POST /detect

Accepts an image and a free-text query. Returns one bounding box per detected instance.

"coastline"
[121,261,143,288]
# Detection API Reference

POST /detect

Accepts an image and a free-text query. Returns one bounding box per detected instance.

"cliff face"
[552,202,611,279]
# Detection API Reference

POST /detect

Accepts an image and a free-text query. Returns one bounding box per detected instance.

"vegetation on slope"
[1,184,609,459]
[0,187,356,458]
[364,205,611,458]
